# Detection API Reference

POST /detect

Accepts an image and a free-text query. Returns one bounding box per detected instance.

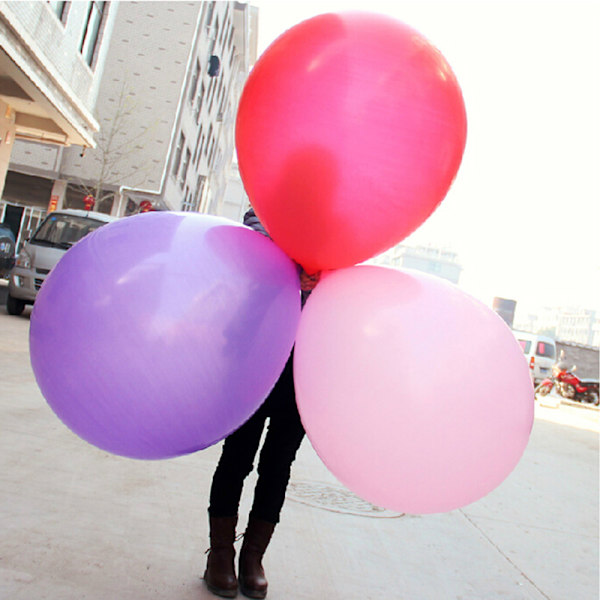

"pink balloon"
[294,266,533,514]
[236,12,467,273]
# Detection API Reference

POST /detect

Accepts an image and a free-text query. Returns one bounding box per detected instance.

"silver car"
[6,209,117,315]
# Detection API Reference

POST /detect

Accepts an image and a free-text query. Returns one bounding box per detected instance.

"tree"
[68,78,159,212]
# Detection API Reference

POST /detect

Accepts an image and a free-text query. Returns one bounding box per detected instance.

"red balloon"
[236,12,467,273]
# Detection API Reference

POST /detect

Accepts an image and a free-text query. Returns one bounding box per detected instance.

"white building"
[1,0,116,239]
[221,161,249,222]
[5,1,257,228]
[554,308,599,347]
[370,243,463,284]
[514,305,600,347]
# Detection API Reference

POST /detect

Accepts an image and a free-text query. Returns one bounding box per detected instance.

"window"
[194,175,207,210]
[222,4,230,31]
[180,148,191,187]
[214,17,220,43]
[204,1,215,27]
[182,186,192,211]
[194,82,205,124]
[227,24,234,50]
[518,340,532,353]
[207,75,217,107]
[193,125,203,162]
[218,85,226,115]
[208,79,220,113]
[48,1,68,22]
[204,125,213,156]
[172,132,185,176]
[208,139,218,168]
[219,17,227,44]
[196,131,205,168]
[536,342,555,359]
[80,1,106,66]
[189,60,200,102]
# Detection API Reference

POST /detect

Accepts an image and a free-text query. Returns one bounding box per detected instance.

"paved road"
[0,302,598,600]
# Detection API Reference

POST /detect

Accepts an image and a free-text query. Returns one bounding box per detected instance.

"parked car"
[6,209,118,315]
[0,223,16,278]
[512,330,557,385]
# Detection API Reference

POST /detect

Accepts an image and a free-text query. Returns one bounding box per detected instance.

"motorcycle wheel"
[586,390,599,406]
[535,385,551,397]
[561,384,576,400]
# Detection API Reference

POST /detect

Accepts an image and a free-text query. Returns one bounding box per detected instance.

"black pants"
[208,355,305,524]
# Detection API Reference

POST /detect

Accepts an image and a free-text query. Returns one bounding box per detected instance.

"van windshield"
[31,214,106,249]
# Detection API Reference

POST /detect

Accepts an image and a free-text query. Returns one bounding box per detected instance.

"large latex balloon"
[30,212,301,460]
[236,12,467,273]
[294,266,533,514]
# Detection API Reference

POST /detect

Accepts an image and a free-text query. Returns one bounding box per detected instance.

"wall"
[59,1,201,197]
[3,1,99,107]
[0,100,16,198]
[555,341,599,380]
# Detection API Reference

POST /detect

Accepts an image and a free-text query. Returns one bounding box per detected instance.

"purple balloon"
[30,212,301,459]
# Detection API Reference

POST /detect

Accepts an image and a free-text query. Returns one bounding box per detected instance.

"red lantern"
[83,195,95,211]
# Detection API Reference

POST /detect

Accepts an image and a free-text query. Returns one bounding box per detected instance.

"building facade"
[514,305,600,347]
[555,308,599,347]
[370,243,463,284]
[4,1,257,239]
[221,161,249,222]
[1,0,116,238]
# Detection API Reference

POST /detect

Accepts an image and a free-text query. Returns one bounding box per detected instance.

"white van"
[512,330,557,385]
[6,209,117,315]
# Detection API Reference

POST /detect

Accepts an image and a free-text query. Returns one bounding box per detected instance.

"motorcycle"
[535,362,599,406]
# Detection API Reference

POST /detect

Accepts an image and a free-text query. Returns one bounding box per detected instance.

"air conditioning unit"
[208,55,221,77]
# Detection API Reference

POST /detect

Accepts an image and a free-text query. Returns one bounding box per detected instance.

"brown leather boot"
[238,518,276,599]
[204,516,238,598]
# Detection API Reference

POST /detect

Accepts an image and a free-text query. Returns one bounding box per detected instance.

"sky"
[249,0,600,315]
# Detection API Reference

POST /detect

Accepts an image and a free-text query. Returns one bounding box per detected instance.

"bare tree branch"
[68,76,159,212]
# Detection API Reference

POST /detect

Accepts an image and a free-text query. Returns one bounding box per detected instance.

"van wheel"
[6,293,25,316]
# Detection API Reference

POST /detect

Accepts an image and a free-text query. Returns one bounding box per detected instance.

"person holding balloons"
[25,11,537,600]
[203,208,319,600]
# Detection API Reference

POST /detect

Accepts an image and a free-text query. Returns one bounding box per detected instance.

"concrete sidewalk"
[1,307,598,600]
